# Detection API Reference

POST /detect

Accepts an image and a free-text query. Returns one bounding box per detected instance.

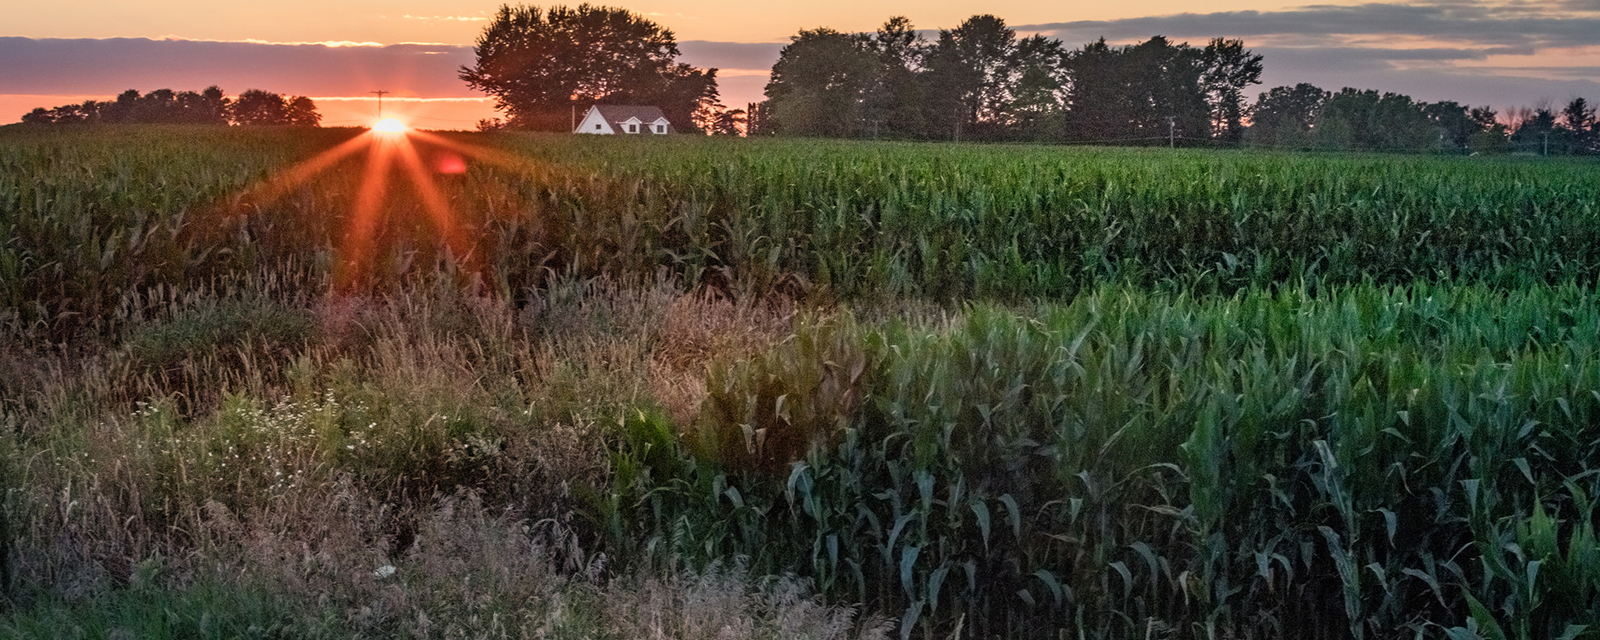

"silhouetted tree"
[460,4,720,132]
[745,101,772,136]
[1421,101,1474,150]
[1468,106,1511,153]
[862,17,930,138]
[709,108,746,136]
[1511,107,1559,155]
[1004,35,1068,140]
[286,96,322,126]
[1246,83,1327,147]
[1314,89,1432,151]
[18,86,257,126]
[923,15,1021,140]
[21,108,54,125]
[1064,36,1208,143]
[182,86,232,124]
[1062,38,1132,142]
[1562,97,1597,153]
[1200,38,1264,141]
[231,89,291,125]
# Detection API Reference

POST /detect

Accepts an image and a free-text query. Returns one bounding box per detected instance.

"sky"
[2,0,1598,128]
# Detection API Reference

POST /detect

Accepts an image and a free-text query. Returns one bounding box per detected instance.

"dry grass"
[0,274,836,638]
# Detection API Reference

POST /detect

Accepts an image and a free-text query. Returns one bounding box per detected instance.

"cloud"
[0,37,478,97]
[399,15,487,22]
[676,41,784,73]
[1258,64,1600,109]
[4,5,1594,121]
[1253,45,1532,73]
[1015,2,1600,49]
[1008,1,1599,109]
[0,36,781,117]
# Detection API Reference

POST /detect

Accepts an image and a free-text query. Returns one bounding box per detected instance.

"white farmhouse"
[574,105,673,135]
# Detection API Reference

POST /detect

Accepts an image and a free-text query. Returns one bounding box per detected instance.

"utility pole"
[1168,116,1177,148]
[370,90,390,118]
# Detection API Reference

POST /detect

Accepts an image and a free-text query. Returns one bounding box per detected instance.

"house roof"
[591,105,671,130]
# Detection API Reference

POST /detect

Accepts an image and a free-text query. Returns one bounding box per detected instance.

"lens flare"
[229,126,576,294]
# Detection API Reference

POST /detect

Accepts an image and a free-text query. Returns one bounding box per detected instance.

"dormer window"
[654,124,665,134]
[627,123,638,133]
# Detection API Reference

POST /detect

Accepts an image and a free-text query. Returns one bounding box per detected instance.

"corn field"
[627,284,1600,639]
[2,124,1599,639]
[4,126,1598,337]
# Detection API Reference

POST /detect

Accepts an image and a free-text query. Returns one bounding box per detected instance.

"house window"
[654,124,664,134]
[627,123,638,133]
[594,124,601,130]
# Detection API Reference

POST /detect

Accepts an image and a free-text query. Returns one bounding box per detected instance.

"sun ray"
[237,132,372,205]
[408,130,556,175]
[334,134,395,291]
[392,134,479,278]
[212,125,552,295]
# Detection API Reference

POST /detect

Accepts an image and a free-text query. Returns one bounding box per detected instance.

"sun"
[372,118,406,134]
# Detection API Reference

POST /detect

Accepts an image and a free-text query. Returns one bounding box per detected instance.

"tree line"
[756,16,1262,144]
[751,14,1600,155]
[1249,85,1597,154]
[21,87,322,127]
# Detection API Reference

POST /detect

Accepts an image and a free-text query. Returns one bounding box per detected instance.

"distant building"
[575,105,673,135]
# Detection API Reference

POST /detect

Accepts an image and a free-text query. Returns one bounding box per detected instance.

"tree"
[862,17,930,138]
[1421,101,1474,151]
[1247,83,1327,148]
[709,108,746,136]
[286,96,322,126]
[1062,38,1131,141]
[763,28,877,136]
[179,86,232,124]
[607,62,720,134]
[1561,97,1597,153]
[1200,38,1264,141]
[1511,107,1558,154]
[924,15,1020,140]
[1003,35,1068,139]
[19,85,243,126]
[1467,106,1510,153]
[459,4,720,132]
[232,89,290,125]
[1064,36,1208,143]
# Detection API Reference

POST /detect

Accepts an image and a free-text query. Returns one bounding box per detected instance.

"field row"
[4,127,1598,337]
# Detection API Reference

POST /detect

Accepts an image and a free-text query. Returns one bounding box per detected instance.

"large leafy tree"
[1247,83,1328,148]
[763,28,877,137]
[460,3,719,132]
[861,17,929,138]
[924,15,1020,140]
[1064,36,1208,143]
[1200,38,1264,141]
[1313,89,1433,151]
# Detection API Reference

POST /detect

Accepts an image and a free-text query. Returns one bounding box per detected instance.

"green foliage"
[7,128,1599,342]
[614,284,1600,639]
[6,127,1600,639]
